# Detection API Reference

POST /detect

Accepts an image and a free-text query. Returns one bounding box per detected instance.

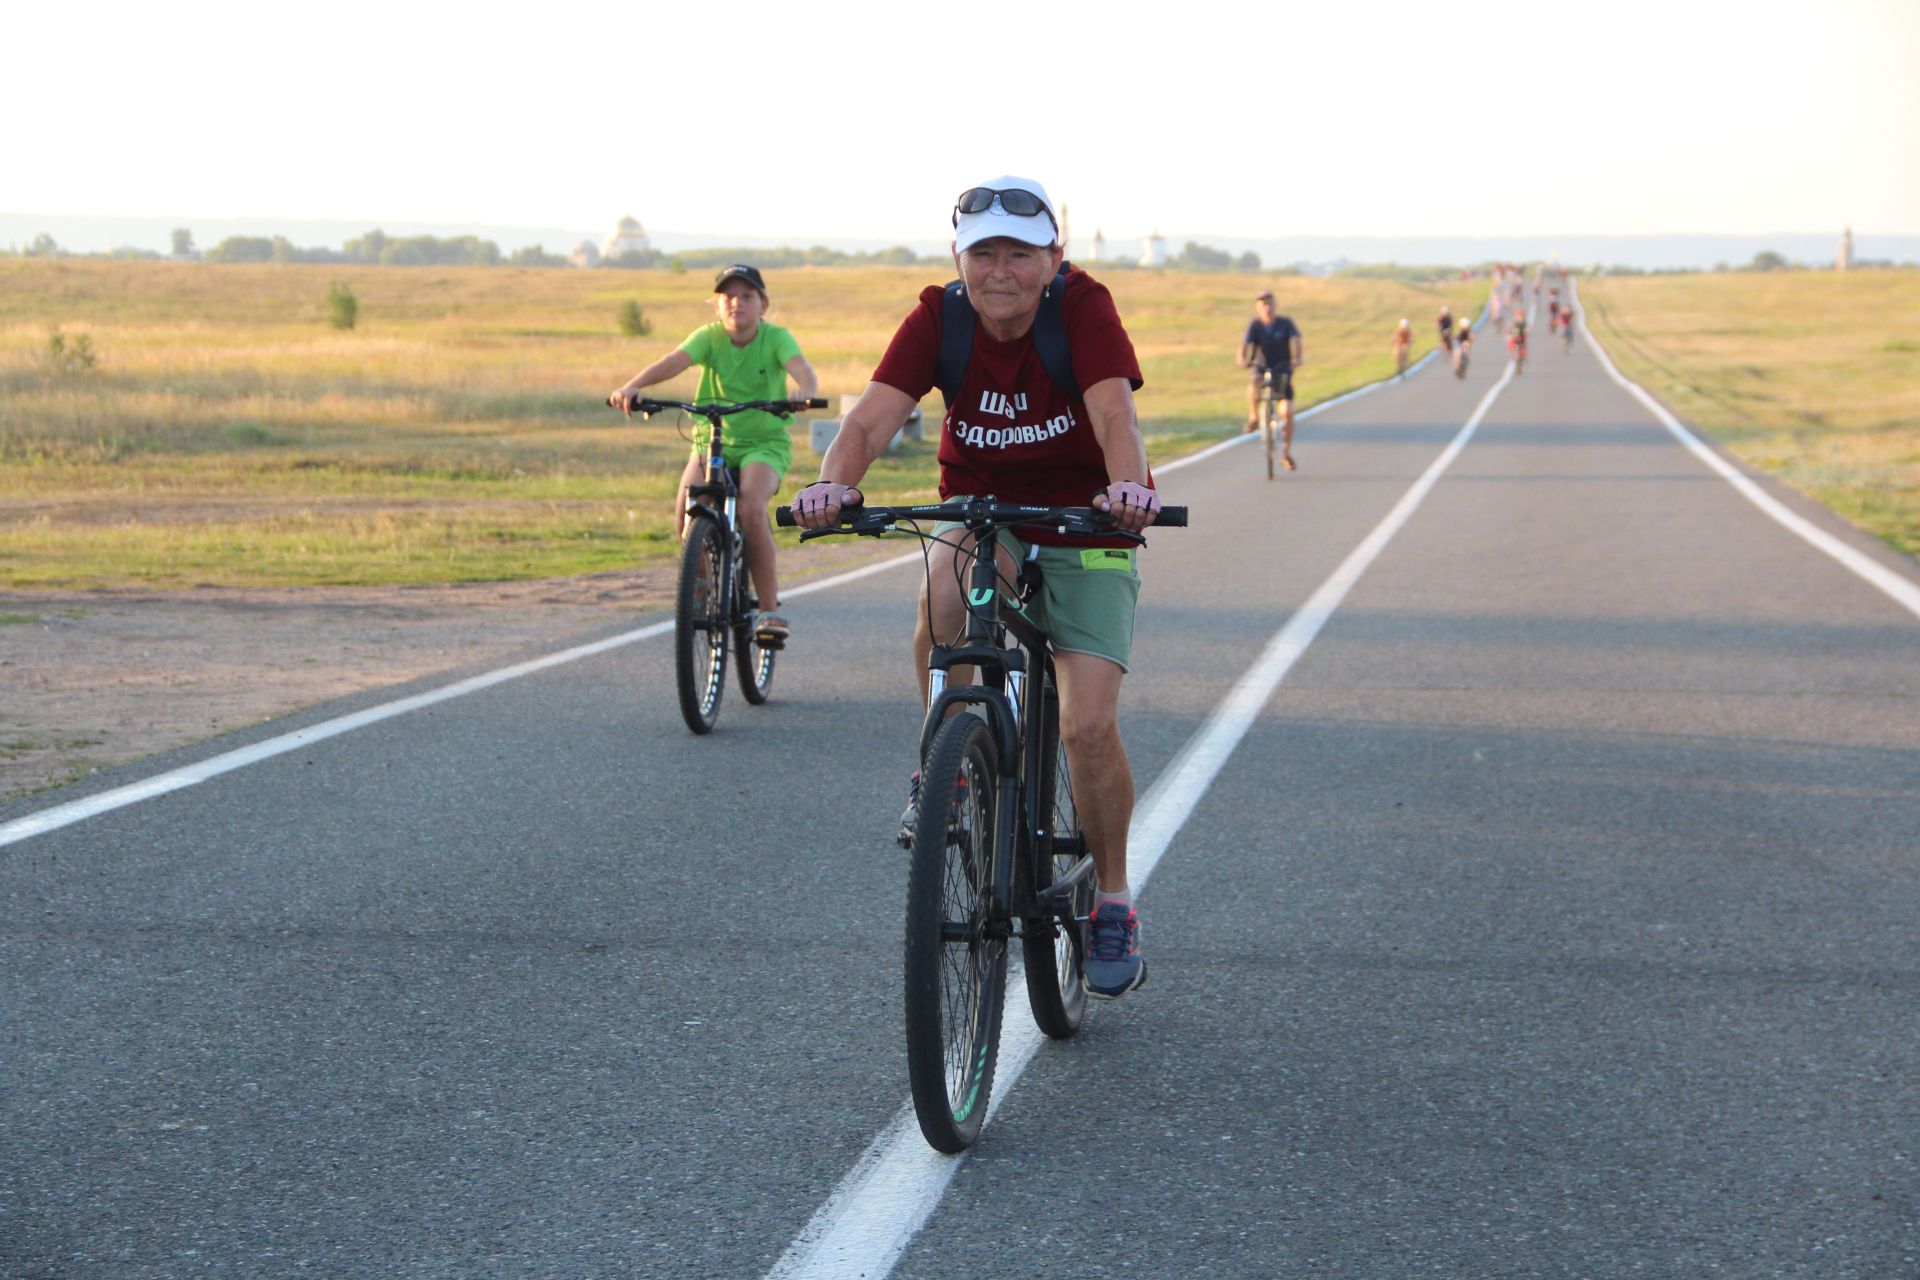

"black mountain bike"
[779,495,1185,1152]
[620,395,825,733]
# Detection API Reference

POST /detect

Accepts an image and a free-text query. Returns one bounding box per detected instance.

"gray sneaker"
[1082,901,1147,998]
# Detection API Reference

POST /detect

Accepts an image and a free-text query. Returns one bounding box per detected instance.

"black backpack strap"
[936,279,974,411]
[936,265,1079,411]
[1031,265,1078,401]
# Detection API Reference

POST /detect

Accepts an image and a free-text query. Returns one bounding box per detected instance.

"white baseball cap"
[952,176,1059,253]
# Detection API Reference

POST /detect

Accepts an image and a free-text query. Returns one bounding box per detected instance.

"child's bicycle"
[620,394,825,734]
[778,495,1185,1152]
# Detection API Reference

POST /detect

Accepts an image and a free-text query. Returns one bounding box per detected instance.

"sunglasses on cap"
[952,186,1059,234]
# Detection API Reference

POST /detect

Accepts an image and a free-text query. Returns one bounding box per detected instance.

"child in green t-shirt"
[609,264,818,645]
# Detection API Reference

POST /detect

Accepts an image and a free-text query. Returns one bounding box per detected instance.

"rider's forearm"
[1084,377,1150,486]
[619,349,692,393]
[817,426,883,489]
[786,355,820,402]
[816,382,918,488]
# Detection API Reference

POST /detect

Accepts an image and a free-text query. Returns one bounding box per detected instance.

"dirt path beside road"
[0,539,906,803]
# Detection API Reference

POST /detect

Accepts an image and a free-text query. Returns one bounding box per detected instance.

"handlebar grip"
[804,397,828,409]
[1153,506,1187,528]
[775,506,796,528]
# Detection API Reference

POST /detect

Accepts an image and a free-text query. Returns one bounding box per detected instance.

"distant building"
[1090,228,1106,262]
[1837,225,1854,272]
[604,215,651,261]
[1141,230,1166,268]
[570,240,602,269]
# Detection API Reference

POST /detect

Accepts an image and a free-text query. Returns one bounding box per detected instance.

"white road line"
[0,552,926,850]
[1145,341,1445,476]
[3,357,1445,849]
[763,362,1518,1280]
[1575,284,1920,621]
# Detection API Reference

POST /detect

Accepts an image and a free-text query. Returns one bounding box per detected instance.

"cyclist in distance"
[1437,305,1455,357]
[792,175,1159,999]
[609,265,819,647]
[1453,314,1474,377]
[1392,317,1412,376]
[1238,290,1304,471]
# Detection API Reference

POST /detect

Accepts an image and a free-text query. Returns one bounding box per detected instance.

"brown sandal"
[754,612,789,649]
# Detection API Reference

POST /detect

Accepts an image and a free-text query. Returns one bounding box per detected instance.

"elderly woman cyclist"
[792,175,1161,999]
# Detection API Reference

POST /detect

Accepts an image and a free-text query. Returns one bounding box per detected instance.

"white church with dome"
[603,215,651,261]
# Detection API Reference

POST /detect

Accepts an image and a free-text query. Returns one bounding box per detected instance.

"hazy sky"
[9,0,1915,243]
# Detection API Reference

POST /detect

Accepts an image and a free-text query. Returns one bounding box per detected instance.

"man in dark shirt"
[1238,290,1304,471]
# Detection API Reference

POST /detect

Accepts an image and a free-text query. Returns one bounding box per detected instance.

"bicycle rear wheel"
[1022,678,1089,1039]
[904,714,1007,1153]
[732,573,775,705]
[674,518,728,734]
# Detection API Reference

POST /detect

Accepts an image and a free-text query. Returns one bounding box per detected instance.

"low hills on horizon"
[5,211,1915,273]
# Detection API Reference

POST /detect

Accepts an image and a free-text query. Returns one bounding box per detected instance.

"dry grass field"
[1581,271,1920,562]
[1,259,1480,588]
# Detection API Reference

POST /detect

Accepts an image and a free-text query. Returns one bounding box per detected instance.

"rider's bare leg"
[913,529,1020,706]
[1053,650,1133,896]
[674,452,705,541]
[737,461,782,610]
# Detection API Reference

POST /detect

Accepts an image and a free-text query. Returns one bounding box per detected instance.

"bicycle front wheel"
[905,714,1007,1153]
[674,519,728,734]
[1022,678,1089,1039]
[1262,398,1276,481]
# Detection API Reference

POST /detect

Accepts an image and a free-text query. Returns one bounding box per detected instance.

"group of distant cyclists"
[603,181,1584,1005]
[1422,262,1577,380]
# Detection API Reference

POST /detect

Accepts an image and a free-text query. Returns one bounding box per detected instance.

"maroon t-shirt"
[870,267,1147,546]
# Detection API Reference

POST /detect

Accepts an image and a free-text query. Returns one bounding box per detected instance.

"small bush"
[327,282,358,330]
[45,330,96,375]
[617,300,651,337]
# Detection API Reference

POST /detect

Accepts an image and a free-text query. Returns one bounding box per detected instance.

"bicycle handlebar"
[614,395,828,418]
[775,498,1187,536]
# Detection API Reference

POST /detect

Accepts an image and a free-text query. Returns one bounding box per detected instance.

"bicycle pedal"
[754,635,786,651]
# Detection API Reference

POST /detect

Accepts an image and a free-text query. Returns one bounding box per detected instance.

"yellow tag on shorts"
[1079,548,1136,571]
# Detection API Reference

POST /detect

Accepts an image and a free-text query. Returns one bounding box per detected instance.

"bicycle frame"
[778,495,1184,919]
[684,426,745,627]
[916,505,1095,936]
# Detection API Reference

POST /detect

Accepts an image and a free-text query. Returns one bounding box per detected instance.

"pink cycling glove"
[1102,481,1161,514]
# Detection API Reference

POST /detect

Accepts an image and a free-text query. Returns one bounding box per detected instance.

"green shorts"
[693,437,792,478]
[933,512,1142,671]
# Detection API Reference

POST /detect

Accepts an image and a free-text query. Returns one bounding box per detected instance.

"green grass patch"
[2,259,1483,588]
[1582,270,1920,566]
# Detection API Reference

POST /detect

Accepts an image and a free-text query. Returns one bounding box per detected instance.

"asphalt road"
[5,293,1918,1279]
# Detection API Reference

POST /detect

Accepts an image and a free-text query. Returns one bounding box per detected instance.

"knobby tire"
[1021,676,1089,1039]
[674,518,729,734]
[732,563,775,706]
[904,714,1007,1153]
[1261,394,1277,482]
